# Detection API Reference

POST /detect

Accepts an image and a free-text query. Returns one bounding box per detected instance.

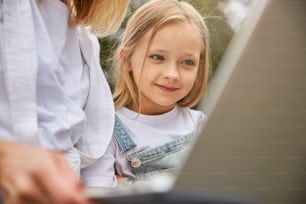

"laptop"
[88,0,306,203]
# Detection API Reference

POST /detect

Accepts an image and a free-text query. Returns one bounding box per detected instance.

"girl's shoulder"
[176,106,207,133]
[177,106,207,121]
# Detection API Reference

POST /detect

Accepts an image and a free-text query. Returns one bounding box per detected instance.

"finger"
[34,152,90,204]
[2,174,49,204]
[54,152,82,188]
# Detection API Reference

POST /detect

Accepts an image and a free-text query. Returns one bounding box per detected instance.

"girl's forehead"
[131,20,203,57]
[151,22,202,49]
[140,20,201,43]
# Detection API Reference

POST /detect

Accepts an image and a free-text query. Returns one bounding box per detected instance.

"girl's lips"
[156,84,179,92]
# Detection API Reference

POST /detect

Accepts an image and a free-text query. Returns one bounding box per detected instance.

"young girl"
[0,0,130,203]
[81,0,210,188]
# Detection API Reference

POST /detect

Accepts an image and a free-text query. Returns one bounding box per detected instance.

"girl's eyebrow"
[148,48,168,53]
[149,48,199,58]
[185,54,199,58]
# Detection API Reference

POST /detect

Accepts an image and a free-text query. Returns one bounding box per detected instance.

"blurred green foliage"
[185,0,233,79]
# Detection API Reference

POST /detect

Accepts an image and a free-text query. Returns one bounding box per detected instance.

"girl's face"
[129,21,202,115]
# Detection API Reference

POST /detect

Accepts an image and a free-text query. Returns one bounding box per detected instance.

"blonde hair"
[65,0,131,37]
[112,0,210,109]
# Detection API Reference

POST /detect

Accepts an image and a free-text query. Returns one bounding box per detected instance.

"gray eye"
[150,55,164,61]
[182,59,195,66]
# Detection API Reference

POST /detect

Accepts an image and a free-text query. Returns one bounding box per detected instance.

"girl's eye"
[150,54,164,61]
[182,59,196,66]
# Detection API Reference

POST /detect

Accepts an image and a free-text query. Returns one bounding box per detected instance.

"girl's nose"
[163,62,179,80]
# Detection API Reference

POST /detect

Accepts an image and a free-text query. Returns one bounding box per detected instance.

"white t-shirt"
[81,106,206,187]
[0,0,114,172]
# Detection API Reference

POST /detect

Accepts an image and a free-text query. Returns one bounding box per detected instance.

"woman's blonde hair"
[112,0,210,109]
[65,0,130,37]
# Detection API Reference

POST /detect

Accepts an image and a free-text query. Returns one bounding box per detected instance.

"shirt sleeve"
[0,0,39,143]
[80,136,118,188]
[197,111,207,132]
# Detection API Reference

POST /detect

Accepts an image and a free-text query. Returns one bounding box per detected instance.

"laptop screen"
[175,0,306,203]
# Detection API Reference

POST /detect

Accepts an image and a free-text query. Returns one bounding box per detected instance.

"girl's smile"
[155,83,179,93]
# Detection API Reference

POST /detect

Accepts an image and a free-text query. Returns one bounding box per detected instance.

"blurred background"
[99,0,254,102]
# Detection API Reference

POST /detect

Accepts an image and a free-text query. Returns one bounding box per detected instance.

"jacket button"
[131,158,141,168]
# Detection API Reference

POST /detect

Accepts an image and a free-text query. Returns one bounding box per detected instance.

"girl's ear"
[120,48,132,71]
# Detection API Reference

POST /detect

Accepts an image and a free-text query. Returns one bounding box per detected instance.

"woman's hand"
[0,141,91,204]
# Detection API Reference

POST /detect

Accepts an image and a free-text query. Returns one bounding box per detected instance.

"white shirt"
[0,0,114,172]
[80,106,206,187]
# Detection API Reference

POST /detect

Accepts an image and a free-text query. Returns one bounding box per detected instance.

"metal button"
[131,158,141,168]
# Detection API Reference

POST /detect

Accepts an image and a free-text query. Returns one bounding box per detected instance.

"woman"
[0,0,130,203]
